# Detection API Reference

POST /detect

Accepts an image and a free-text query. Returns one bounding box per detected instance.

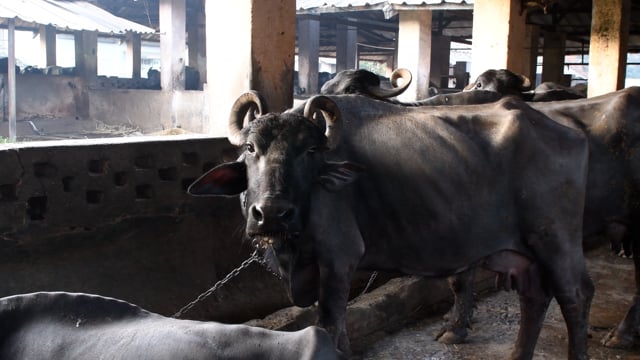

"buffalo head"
[188,92,363,305]
[465,69,531,95]
[320,68,412,99]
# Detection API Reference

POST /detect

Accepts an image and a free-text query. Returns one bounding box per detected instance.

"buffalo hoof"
[434,327,468,344]
[601,328,636,349]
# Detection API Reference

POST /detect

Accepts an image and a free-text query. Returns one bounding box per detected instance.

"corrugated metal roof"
[0,0,155,35]
[297,0,474,14]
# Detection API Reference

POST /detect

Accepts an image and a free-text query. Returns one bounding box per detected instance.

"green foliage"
[358,61,389,77]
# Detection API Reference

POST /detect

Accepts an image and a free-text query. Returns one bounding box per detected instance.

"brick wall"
[0,136,289,321]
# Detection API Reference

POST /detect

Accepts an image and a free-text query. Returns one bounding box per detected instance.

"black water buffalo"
[0,292,338,360]
[437,87,640,349]
[321,68,501,106]
[466,69,587,101]
[189,92,593,359]
[320,68,413,99]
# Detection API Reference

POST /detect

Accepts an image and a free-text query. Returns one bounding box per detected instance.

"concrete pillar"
[74,30,98,80]
[159,0,186,91]
[39,25,56,68]
[470,0,527,80]
[125,32,141,79]
[588,0,630,97]
[541,31,566,84]
[187,5,206,89]
[298,15,320,94]
[7,19,15,142]
[523,25,540,87]
[430,35,451,88]
[206,0,296,137]
[336,23,357,72]
[397,10,432,101]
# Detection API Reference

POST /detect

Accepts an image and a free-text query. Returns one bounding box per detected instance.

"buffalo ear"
[317,161,365,192]
[187,161,247,196]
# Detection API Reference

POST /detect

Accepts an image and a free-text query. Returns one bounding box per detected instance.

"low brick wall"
[0,136,290,322]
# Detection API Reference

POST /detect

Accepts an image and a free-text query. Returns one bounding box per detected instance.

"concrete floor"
[355,244,640,360]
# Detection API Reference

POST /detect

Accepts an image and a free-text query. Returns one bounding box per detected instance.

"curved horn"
[365,68,412,99]
[228,90,267,146]
[304,96,342,150]
[519,74,532,91]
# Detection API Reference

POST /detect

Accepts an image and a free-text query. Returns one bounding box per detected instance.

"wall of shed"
[4,74,210,134]
[0,136,290,322]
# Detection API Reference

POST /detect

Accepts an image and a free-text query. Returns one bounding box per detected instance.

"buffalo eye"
[307,146,317,154]
[476,82,482,89]
[245,143,255,154]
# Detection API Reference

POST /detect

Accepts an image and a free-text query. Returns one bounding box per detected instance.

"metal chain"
[172,250,261,318]
[348,271,378,305]
[172,249,378,317]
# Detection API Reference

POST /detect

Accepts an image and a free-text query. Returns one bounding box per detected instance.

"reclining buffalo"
[465,68,587,101]
[189,91,593,359]
[0,291,338,359]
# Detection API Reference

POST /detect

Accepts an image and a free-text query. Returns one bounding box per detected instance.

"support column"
[7,19,16,142]
[159,0,186,91]
[187,2,206,90]
[523,25,540,87]
[430,35,451,88]
[125,32,141,79]
[74,30,97,81]
[336,23,357,72]
[541,31,566,84]
[298,15,320,95]
[39,25,56,68]
[588,0,630,97]
[206,0,296,137]
[397,10,432,101]
[470,0,527,80]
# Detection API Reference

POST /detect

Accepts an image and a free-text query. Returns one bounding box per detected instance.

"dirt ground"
[355,244,640,360]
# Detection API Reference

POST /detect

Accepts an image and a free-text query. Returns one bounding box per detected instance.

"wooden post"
[588,0,630,97]
[74,30,98,81]
[39,25,57,68]
[126,32,142,79]
[430,35,451,88]
[336,23,357,72]
[298,15,320,94]
[8,18,16,142]
[159,0,186,91]
[523,25,540,87]
[187,4,207,90]
[541,31,566,84]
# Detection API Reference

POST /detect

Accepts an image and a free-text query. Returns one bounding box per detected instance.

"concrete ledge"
[247,270,497,342]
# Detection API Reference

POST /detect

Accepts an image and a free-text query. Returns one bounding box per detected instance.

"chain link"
[348,271,378,305]
[172,248,378,318]
[172,250,261,318]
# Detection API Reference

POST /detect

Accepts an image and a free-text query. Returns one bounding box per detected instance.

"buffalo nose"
[249,201,296,226]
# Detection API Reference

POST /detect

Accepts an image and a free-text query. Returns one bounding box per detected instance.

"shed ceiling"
[90,0,640,58]
[0,0,155,36]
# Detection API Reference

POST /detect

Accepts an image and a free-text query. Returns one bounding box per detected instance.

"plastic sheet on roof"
[297,0,474,11]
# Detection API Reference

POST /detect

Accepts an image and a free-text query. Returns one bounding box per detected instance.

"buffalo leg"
[554,269,594,360]
[525,231,594,360]
[317,264,355,357]
[602,217,640,348]
[435,269,475,344]
[500,260,551,360]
